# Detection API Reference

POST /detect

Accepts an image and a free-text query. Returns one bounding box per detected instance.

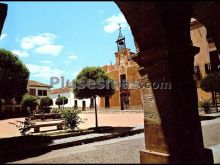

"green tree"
[40,97,53,113]
[73,66,115,128]
[0,49,29,103]
[55,96,68,109]
[200,72,220,112]
[21,94,39,112]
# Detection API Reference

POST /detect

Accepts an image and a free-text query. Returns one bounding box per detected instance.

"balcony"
[205,63,220,74]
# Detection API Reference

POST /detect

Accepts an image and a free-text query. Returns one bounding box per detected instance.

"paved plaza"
[0,111,144,138]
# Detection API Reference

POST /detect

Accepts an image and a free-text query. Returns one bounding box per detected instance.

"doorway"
[105,96,110,108]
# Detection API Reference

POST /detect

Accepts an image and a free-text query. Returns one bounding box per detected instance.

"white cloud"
[103,13,128,33]
[0,33,7,40]
[35,44,63,56]
[68,53,78,60]
[12,50,29,58]
[21,33,56,50]
[27,64,64,79]
[41,60,52,65]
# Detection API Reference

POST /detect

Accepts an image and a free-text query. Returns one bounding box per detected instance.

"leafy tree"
[40,97,53,113]
[0,49,29,103]
[73,66,115,128]
[55,96,68,109]
[21,94,39,112]
[200,72,220,111]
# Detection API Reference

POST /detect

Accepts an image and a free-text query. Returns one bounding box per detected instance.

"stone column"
[132,3,213,163]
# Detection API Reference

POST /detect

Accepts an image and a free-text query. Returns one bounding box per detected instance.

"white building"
[27,80,51,97]
[50,87,96,110]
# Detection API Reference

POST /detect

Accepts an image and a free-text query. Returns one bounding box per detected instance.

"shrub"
[61,108,82,130]
[21,94,38,114]
[201,100,212,114]
[40,97,53,113]
[51,108,61,114]
[55,96,68,109]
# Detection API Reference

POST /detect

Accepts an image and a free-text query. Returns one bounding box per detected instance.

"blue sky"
[0,2,136,88]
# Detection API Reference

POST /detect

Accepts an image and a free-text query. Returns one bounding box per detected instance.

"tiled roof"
[51,87,71,94]
[28,80,51,88]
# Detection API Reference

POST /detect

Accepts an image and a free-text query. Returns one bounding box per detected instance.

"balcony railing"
[205,63,220,74]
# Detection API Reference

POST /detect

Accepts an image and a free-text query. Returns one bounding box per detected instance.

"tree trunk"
[212,91,215,112]
[94,96,98,128]
[214,92,218,112]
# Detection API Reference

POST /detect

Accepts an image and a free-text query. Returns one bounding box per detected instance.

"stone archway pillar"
[136,45,213,163]
[127,2,214,163]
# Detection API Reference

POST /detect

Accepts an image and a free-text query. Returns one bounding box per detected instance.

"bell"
[119,40,124,45]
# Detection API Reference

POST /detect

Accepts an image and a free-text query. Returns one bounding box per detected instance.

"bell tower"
[116,24,126,52]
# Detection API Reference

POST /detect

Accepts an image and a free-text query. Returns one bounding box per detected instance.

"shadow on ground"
[0,135,52,163]
[0,126,136,163]
[200,116,217,121]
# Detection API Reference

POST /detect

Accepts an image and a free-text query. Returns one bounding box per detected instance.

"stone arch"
[115,2,213,164]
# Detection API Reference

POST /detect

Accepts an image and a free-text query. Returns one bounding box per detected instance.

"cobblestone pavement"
[11,133,145,163]
[10,128,220,164]
[202,117,220,148]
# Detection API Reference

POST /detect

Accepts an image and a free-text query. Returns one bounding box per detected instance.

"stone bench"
[30,121,65,133]
[31,113,62,120]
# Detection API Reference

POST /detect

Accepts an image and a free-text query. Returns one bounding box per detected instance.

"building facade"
[50,86,96,110]
[191,18,220,105]
[99,26,143,110]
[27,80,51,98]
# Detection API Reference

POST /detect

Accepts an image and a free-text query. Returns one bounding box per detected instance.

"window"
[29,89,36,96]
[74,100,78,106]
[105,96,110,108]
[120,74,128,89]
[82,100,86,107]
[38,90,47,96]
[205,63,212,74]
[43,90,47,96]
[209,50,220,72]
[90,98,94,108]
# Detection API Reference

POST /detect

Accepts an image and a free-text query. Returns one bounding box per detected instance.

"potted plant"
[201,100,212,114]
